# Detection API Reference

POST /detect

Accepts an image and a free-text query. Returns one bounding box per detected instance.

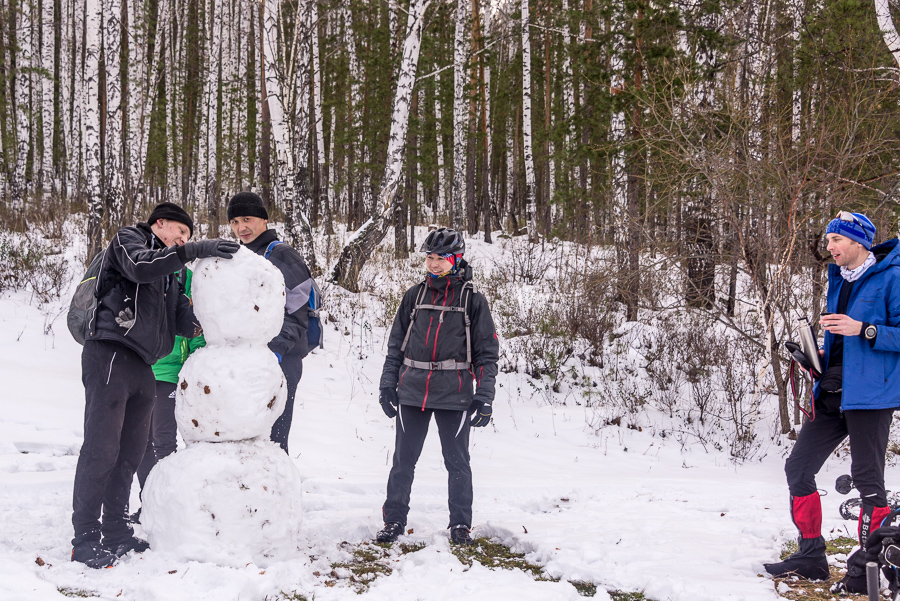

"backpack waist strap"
[403,357,471,371]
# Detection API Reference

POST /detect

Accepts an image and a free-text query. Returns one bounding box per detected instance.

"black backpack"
[67,250,121,345]
[264,241,324,353]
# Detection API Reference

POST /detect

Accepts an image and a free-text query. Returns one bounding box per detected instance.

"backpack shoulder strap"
[264,240,283,259]
[461,281,475,367]
[399,281,428,354]
[94,249,123,300]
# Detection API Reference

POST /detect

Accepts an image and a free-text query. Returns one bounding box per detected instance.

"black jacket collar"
[136,222,163,249]
[245,228,278,253]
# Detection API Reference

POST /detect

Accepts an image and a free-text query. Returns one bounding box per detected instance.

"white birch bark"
[311,0,328,214]
[561,0,577,182]
[482,0,492,172]
[434,68,447,216]
[521,0,537,234]
[84,0,103,247]
[264,0,315,263]
[417,86,424,218]
[451,0,467,229]
[328,103,336,218]
[14,0,31,202]
[330,0,431,290]
[874,0,900,71]
[610,14,627,245]
[104,0,123,222]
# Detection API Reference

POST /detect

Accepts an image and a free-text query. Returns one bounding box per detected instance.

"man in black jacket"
[72,202,239,568]
[227,192,313,454]
[376,227,499,546]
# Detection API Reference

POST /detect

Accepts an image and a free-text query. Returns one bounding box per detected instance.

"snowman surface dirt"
[0,235,862,601]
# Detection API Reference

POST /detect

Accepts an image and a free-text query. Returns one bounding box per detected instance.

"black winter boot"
[103,535,150,558]
[830,549,868,594]
[376,522,404,543]
[71,541,118,569]
[449,525,474,546]
[764,536,829,580]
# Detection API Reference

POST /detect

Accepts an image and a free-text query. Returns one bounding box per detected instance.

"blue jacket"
[817,238,900,410]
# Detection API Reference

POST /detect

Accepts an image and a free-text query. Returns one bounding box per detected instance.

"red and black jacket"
[380,264,499,411]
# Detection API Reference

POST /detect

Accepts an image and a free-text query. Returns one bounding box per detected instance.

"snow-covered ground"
[0,235,863,601]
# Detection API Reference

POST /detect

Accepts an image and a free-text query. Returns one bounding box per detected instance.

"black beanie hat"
[227,192,269,221]
[147,202,194,237]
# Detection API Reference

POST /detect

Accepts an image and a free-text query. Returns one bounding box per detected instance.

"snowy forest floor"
[0,230,882,601]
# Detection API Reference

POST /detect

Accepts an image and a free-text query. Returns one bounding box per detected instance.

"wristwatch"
[864,324,878,340]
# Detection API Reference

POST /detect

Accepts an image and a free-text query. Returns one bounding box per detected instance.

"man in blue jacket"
[765,212,900,593]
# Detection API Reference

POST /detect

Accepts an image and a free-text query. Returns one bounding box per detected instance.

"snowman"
[141,246,303,567]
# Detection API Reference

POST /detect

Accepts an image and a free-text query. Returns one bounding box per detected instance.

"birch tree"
[263,0,316,268]
[874,0,900,73]
[310,0,328,226]
[520,0,536,237]
[451,0,467,229]
[331,0,431,291]
[84,0,103,257]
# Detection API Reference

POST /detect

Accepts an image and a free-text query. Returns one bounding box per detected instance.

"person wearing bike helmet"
[764,211,900,594]
[374,227,499,546]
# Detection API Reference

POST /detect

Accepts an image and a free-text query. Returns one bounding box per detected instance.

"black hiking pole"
[868,561,881,601]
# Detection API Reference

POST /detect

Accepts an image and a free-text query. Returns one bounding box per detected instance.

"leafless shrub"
[0,232,69,305]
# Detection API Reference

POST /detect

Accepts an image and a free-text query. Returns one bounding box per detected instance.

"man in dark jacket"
[227,192,313,454]
[375,227,499,546]
[72,202,239,568]
[765,212,900,593]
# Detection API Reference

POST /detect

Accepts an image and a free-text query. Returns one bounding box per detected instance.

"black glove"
[469,400,492,427]
[867,526,900,556]
[380,387,398,418]
[784,341,820,379]
[819,364,843,393]
[181,239,240,262]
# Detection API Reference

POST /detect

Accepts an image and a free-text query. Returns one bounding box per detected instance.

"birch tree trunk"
[874,0,900,72]
[311,0,327,228]
[481,0,493,240]
[84,0,103,257]
[520,0,536,238]
[330,0,431,291]
[434,68,447,216]
[263,0,316,268]
[451,0,467,229]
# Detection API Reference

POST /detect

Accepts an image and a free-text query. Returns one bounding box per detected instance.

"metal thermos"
[797,317,823,375]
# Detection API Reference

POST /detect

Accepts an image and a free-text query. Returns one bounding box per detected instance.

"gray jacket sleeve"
[266,244,312,358]
[470,292,499,404]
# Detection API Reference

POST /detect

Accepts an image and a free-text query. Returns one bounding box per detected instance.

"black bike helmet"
[420,227,465,255]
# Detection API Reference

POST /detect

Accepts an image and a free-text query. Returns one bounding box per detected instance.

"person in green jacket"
[133,268,205,519]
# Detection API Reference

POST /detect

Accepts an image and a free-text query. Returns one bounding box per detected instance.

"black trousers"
[72,341,156,546]
[135,380,179,490]
[785,405,894,507]
[270,356,302,454]
[383,405,473,528]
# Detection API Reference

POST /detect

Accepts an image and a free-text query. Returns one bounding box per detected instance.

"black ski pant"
[270,355,302,454]
[382,405,473,529]
[136,380,178,491]
[785,406,894,507]
[72,340,155,547]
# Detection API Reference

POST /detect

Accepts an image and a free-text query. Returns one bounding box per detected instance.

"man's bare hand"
[820,314,862,336]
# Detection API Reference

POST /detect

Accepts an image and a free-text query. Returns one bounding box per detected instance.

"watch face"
[867,325,877,339]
